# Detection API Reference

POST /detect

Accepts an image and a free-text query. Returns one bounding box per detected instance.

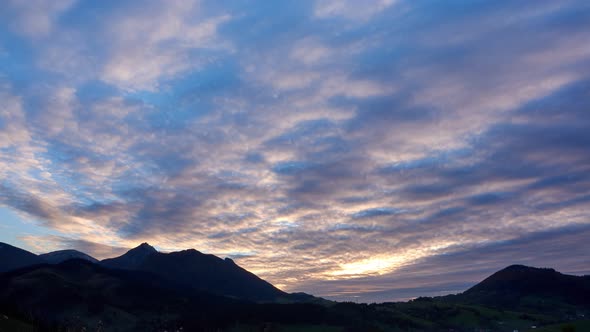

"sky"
[0,0,589,302]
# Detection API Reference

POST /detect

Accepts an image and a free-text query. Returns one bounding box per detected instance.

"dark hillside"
[0,242,43,273]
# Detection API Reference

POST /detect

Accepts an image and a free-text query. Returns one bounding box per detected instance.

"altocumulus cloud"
[0,0,589,302]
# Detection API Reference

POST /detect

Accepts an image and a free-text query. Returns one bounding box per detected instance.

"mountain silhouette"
[0,259,245,331]
[1,243,588,331]
[0,259,422,331]
[444,264,590,311]
[101,243,286,302]
[0,242,43,273]
[101,242,157,269]
[39,249,98,264]
[0,242,288,302]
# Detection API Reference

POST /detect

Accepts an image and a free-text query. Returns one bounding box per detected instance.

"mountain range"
[0,242,289,302]
[0,242,588,331]
[0,242,99,272]
[101,243,285,301]
[39,249,99,264]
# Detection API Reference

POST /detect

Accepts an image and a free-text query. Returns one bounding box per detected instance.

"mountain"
[39,249,98,264]
[101,244,286,302]
[443,264,590,312]
[0,242,288,303]
[1,247,588,331]
[101,242,156,269]
[0,242,43,273]
[1,243,98,273]
[0,259,246,331]
[0,259,426,331]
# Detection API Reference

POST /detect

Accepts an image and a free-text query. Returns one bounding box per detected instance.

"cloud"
[298,223,590,302]
[314,0,398,21]
[14,1,232,91]
[0,0,589,302]
[2,0,75,37]
[101,4,232,91]
[351,207,403,219]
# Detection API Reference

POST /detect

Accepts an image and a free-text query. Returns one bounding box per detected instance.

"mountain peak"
[100,242,157,270]
[464,264,572,298]
[39,249,98,264]
[495,264,557,276]
[455,265,590,310]
[134,242,157,253]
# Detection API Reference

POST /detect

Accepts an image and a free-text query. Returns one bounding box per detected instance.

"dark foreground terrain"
[0,242,588,331]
